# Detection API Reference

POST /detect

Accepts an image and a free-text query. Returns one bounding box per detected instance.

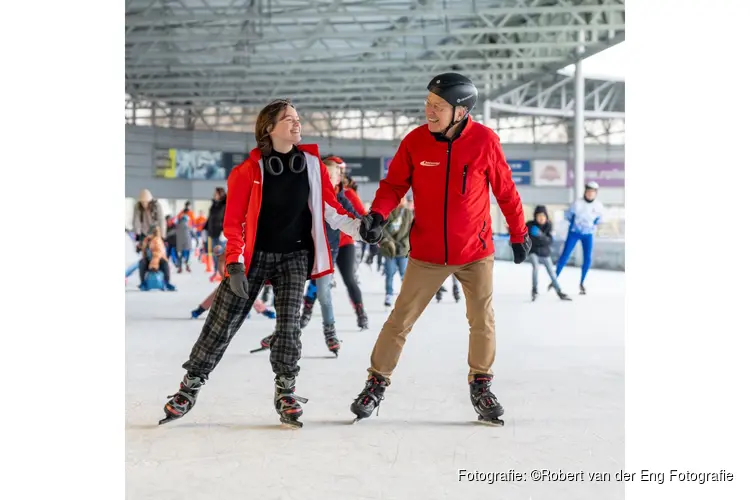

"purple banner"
[567,161,624,188]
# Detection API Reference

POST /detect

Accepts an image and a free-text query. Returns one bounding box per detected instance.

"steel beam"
[488,103,624,120]
[126,23,625,44]
[125,4,625,27]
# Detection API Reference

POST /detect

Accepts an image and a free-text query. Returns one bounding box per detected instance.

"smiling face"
[268,105,301,152]
[424,92,467,134]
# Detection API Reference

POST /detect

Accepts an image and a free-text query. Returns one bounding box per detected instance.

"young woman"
[291,159,358,355]
[160,99,362,428]
[299,157,370,329]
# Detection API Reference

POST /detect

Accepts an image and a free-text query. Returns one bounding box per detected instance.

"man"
[353,72,531,425]
[550,181,604,295]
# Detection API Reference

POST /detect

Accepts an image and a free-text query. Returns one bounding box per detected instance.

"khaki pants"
[369,255,495,383]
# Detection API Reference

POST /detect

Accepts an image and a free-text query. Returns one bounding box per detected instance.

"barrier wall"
[493,236,625,272]
[126,124,624,203]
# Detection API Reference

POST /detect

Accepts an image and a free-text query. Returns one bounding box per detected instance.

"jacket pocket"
[478,220,487,250]
[461,165,468,194]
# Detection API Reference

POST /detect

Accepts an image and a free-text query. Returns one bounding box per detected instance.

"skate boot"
[531,287,538,302]
[452,284,461,303]
[354,303,368,330]
[469,374,505,426]
[384,294,393,308]
[350,372,389,423]
[159,373,205,425]
[435,285,446,303]
[557,290,572,301]
[261,285,271,303]
[299,298,314,330]
[185,263,191,273]
[579,284,586,295]
[250,333,274,353]
[323,323,341,357]
[274,374,308,428]
[191,305,207,319]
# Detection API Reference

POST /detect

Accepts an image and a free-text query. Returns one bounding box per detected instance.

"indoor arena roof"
[125,0,625,123]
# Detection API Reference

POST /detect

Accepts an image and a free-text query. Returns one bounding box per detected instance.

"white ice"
[126,256,624,500]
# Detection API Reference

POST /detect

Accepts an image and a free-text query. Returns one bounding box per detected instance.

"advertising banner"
[341,156,381,183]
[508,160,531,186]
[155,149,248,180]
[532,159,568,187]
[567,161,625,188]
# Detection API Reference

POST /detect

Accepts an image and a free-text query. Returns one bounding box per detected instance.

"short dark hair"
[255,98,295,156]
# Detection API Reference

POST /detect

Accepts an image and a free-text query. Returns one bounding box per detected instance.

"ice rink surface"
[126,256,624,500]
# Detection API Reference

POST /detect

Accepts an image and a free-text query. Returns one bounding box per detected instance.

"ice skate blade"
[158,415,181,425]
[477,416,505,426]
[250,347,269,354]
[280,417,303,429]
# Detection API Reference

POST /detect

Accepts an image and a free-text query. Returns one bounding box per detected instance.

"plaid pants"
[182,249,311,378]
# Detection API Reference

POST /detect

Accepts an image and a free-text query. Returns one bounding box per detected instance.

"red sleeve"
[487,134,528,243]
[223,162,252,264]
[344,188,366,216]
[369,138,413,219]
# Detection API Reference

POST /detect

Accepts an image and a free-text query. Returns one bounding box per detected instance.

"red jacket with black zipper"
[223,144,362,279]
[370,115,527,266]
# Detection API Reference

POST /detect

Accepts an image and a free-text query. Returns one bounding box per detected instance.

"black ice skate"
[579,284,586,295]
[435,285,447,303]
[354,303,368,330]
[250,334,274,353]
[557,290,572,301]
[531,287,538,301]
[323,323,341,357]
[469,374,505,426]
[299,297,314,330]
[350,373,388,423]
[159,373,205,425]
[452,284,461,303]
[274,375,308,428]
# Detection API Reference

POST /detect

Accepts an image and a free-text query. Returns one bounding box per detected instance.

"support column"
[573,29,586,201]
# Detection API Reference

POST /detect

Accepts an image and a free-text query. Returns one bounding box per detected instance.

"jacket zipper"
[478,220,487,250]
[461,165,468,194]
[443,143,453,265]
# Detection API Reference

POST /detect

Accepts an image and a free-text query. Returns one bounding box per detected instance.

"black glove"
[511,233,532,264]
[359,212,385,244]
[226,262,250,299]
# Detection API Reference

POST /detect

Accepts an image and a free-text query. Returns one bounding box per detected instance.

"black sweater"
[526,220,554,257]
[254,148,314,253]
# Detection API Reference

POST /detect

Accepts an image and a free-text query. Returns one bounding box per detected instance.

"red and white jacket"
[224,144,362,279]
